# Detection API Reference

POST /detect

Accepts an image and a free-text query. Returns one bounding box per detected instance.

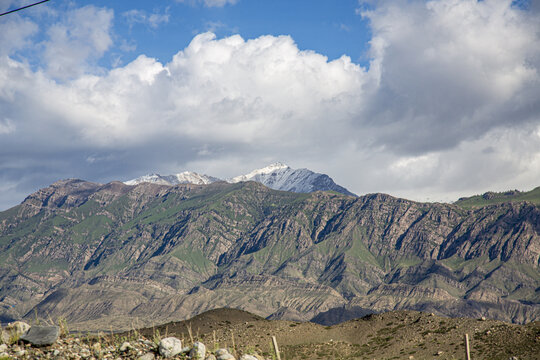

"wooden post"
[272,335,282,360]
[464,333,471,360]
[231,331,236,358]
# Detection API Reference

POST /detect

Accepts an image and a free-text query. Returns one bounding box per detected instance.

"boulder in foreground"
[20,325,59,346]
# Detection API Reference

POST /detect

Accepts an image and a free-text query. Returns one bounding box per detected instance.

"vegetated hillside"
[0,179,538,329]
[455,186,540,208]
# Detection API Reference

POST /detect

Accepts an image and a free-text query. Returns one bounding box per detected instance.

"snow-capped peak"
[124,162,356,196]
[171,171,219,185]
[228,163,356,196]
[229,162,290,183]
[125,171,219,186]
[124,173,170,186]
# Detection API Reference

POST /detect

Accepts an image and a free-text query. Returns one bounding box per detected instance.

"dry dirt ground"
[115,308,540,360]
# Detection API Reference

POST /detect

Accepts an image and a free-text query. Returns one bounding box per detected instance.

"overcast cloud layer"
[1,0,540,209]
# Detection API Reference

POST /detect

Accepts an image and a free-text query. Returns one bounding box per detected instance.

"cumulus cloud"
[0,13,38,56]
[359,0,540,153]
[43,5,114,79]
[0,0,539,210]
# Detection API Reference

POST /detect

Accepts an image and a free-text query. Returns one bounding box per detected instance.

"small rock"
[239,355,259,360]
[158,337,182,358]
[53,349,61,356]
[508,357,519,360]
[218,354,236,360]
[80,348,92,358]
[0,330,8,344]
[14,349,26,357]
[436,351,444,356]
[138,353,155,360]
[20,325,60,346]
[120,341,132,352]
[7,321,31,335]
[0,344,7,352]
[205,355,217,360]
[480,316,487,321]
[2,321,31,344]
[216,348,236,360]
[190,341,206,359]
[92,342,102,355]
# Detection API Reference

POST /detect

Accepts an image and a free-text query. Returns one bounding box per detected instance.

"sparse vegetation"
[1,180,539,337]
[455,186,540,208]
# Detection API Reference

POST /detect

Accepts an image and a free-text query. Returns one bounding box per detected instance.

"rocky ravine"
[0,179,538,329]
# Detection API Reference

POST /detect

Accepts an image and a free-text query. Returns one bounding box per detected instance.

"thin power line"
[0,0,50,17]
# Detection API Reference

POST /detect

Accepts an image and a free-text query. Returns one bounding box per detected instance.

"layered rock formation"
[0,179,538,328]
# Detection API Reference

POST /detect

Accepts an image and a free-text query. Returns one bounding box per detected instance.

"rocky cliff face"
[0,180,538,328]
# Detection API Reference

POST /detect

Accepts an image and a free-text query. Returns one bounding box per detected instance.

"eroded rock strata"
[0,180,538,329]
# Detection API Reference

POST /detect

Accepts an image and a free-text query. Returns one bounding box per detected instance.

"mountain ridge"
[125,172,220,186]
[124,162,357,197]
[0,179,538,330]
[455,186,540,208]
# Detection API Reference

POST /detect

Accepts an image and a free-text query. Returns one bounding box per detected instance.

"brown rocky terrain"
[0,308,538,359]
[0,180,538,330]
[137,308,540,360]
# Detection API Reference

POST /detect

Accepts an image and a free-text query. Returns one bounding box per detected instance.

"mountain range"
[124,162,356,196]
[0,165,538,330]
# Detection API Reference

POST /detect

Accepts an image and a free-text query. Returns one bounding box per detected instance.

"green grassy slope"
[455,187,540,208]
[0,180,538,326]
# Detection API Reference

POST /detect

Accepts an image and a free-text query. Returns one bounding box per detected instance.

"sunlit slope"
[0,180,538,327]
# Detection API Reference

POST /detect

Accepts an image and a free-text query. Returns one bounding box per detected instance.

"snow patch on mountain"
[124,174,170,186]
[229,162,289,183]
[125,171,219,186]
[125,163,356,196]
[229,163,356,196]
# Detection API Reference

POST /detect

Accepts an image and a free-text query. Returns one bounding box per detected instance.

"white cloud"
[0,0,539,210]
[176,0,239,8]
[43,5,114,79]
[123,8,170,29]
[201,20,239,34]
[0,14,38,56]
[0,118,15,134]
[359,0,540,153]
[1,32,364,149]
[160,33,367,145]
[204,0,238,7]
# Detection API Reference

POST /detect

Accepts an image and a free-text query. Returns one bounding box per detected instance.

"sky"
[0,0,539,210]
